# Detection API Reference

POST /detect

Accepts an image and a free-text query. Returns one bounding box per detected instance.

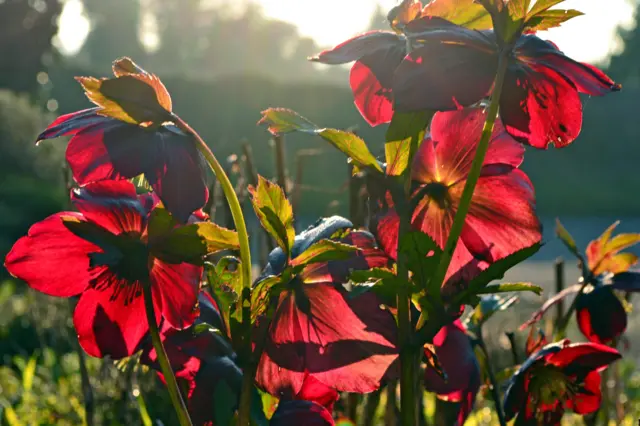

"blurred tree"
[607,3,640,88]
[0,0,62,95]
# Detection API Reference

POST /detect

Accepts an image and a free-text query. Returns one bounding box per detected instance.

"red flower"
[503,340,621,425]
[255,216,398,397]
[4,180,202,358]
[374,108,541,296]
[37,60,208,223]
[392,23,620,148]
[141,291,241,426]
[270,400,334,426]
[423,320,480,426]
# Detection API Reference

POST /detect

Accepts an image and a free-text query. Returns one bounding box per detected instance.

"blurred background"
[1,0,640,424]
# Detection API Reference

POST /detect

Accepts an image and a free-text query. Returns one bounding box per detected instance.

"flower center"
[527,365,578,417]
[414,181,451,210]
[90,232,150,283]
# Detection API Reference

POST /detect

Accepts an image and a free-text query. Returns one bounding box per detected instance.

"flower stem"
[554,279,589,340]
[427,52,510,304]
[175,117,254,425]
[142,284,193,426]
[477,333,507,426]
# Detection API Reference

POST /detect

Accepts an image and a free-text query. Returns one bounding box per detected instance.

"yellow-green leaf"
[421,0,493,30]
[555,218,580,259]
[476,282,543,296]
[385,111,433,176]
[153,222,239,265]
[525,9,583,32]
[291,239,360,267]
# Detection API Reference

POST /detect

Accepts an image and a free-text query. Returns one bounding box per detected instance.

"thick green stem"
[427,52,510,304]
[477,335,507,426]
[175,117,254,426]
[142,284,193,426]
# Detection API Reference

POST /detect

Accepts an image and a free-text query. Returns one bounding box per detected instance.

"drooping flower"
[4,180,218,359]
[141,290,242,426]
[503,340,620,425]
[374,108,541,296]
[423,320,480,426]
[392,22,620,148]
[254,216,398,397]
[37,57,208,223]
[270,401,335,426]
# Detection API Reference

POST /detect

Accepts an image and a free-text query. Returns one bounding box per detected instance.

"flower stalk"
[142,283,193,426]
[477,332,507,426]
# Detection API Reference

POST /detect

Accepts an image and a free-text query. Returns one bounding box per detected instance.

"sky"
[57,0,638,64]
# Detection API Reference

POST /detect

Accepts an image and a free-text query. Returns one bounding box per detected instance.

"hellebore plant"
[3,0,627,425]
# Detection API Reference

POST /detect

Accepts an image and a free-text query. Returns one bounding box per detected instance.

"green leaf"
[259,108,383,173]
[465,294,519,332]
[349,267,397,283]
[256,388,278,421]
[422,0,493,30]
[192,322,223,336]
[206,258,240,336]
[525,9,583,31]
[152,221,239,265]
[130,174,153,193]
[251,275,282,323]
[528,0,565,17]
[476,282,543,296]
[249,175,295,256]
[147,207,178,240]
[555,218,581,259]
[350,279,402,308]
[454,243,542,304]
[385,111,433,176]
[399,231,442,291]
[291,239,360,267]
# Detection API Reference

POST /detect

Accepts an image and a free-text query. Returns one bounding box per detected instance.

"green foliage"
[290,239,360,267]
[384,111,433,177]
[249,176,295,256]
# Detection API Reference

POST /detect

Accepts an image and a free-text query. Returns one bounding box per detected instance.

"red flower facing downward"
[375,108,541,296]
[255,216,398,397]
[37,58,208,223]
[4,180,202,359]
[503,340,621,425]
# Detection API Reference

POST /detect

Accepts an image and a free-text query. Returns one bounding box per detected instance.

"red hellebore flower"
[270,373,338,426]
[503,340,621,425]
[255,216,399,397]
[423,320,480,426]
[392,21,620,148]
[141,291,242,426]
[4,180,202,358]
[374,108,541,296]
[37,58,208,223]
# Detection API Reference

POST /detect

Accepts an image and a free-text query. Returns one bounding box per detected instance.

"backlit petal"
[576,286,627,344]
[270,400,334,426]
[150,258,201,330]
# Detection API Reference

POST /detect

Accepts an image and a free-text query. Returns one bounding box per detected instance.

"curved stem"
[477,334,507,426]
[427,52,510,305]
[175,117,254,425]
[142,284,193,426]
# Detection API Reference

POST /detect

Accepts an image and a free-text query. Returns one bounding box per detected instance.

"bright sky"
[57,0,637,64]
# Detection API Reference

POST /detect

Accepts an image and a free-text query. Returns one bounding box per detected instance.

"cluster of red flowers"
[3,1,629,425]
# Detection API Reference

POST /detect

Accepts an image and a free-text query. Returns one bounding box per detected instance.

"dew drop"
[319,346,326,355]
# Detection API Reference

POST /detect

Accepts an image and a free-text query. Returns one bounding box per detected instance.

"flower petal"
[393,28,498,111]
[312,31,403,65]
[73,280,158,358]
[576,286,627,344]
[37,108,111,141]
[270,400,334,426]
[4,213,97,297]
[566,370,602,415]
[546,340,621,374]
[151,258,201,330]
[500,62,582,148]
[295,373,339,412]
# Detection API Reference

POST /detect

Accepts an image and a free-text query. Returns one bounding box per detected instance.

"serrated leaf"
[527,0,564,17]
[476,282,542,296]
[152,221,239,265]
[555,218,580,258]
[206,259,240,336]
[249,176,295,256]
[454,243,541,304]
[258,108,383,173]
[385,111,433,176]
[399,231,442,291]
[525,9,583,32]
[291,239,360,267]
[251,275,282,323]
[421,0,492,30]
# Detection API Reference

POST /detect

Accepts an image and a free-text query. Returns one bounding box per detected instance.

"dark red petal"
[257,284,398,395]
[73,280,159,358]
[151,258,201,330]
[71,180,147,235]
[393,29,498,112]
[270,400,334,426]
[576,287,627,344]
[373,207,401,260]
[4,213,97,297]
[295,373,339,412]
[546,341,621,373]
[37,108,110,141]
[500,62,582,149]
[146,130,209,223]
[312,31,403,65]
[566,371,601,415]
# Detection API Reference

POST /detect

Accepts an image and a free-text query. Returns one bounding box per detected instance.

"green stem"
[142,284,193,426]
[477,335,507,426]
[175,117,254,426]
[426,52,510,308]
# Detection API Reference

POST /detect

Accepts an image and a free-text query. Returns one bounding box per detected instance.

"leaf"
[476,282,542,296]
[213,380,236,426]
[465,294,518,332]
[291,239,360,267]
[525,9,583,32]
[130,174,153,193]
[249,176,295,256]
[251,275,282,323]
[22,354,37,392]
[251,387,271,425]
[389,0,423,30]
[206,258,240,336]
[399,231,442,291]
[256,388,279,421]
[454,243,542,304]
[350,267,398,283]
[555,218,581,258]
[605,233,640,255]
[258,108,383,173]
[421,0,493,30]
[527,0,565,17]
[152,221,239,265]
[385,111,433,176]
